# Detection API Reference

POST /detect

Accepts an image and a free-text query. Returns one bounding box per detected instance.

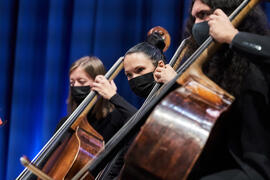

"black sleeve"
[109,93,137,123]
[231,32,270,63]
[94,93,137,142]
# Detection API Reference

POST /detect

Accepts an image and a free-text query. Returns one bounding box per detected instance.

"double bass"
[72,0,265,179]
[18,27,172,180]
[17,56,124,180]
[120,0,266,179]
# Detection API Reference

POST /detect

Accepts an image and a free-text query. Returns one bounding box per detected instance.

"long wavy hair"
[184,0,269,96]
[67,56,114,120]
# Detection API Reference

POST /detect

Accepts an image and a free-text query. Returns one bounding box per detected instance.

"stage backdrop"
[0,0,269,179]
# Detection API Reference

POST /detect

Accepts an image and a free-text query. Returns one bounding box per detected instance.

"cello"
[18,27,172,180]
[120,0,266,179]
[72,0,265,179]
[18,57,124,180]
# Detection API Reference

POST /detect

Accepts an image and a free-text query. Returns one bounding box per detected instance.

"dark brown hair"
[124,32,166,67]
[67,56,114,120]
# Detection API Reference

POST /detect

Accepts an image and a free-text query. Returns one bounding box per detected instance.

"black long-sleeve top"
[191,63,270,179]
[101,33,270,180]
[88,93,137,142]
[231,32,270,60]
[189,33,270,180]
[102,33,270,180]
[56,93,137,142]
[231,31,270,103]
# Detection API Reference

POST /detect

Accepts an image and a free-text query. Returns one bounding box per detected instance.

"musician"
[123,32,177,98]
[99,32,177,179]
[185,0,270,179]
[56,56,137,142]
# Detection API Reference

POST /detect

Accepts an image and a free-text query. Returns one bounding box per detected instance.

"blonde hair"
[67,56,114,120]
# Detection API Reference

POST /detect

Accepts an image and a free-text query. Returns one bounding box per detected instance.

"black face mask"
[192,21,210,45]
[70,86,90,104]
[128,72,156,98]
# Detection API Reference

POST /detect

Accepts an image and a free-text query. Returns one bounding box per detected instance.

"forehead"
[192,0,211,16]
[124,53,153,71]
[70,67,92,79]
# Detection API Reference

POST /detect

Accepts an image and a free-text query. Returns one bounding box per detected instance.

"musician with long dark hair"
[184,0,270,179]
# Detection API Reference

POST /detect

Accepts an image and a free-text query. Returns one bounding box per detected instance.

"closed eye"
[78,79,87,85]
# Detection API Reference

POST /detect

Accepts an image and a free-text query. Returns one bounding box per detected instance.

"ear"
[157,60,165,68]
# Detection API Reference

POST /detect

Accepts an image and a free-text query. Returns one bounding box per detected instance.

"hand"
[208,9,239,44]
[154,64,177,83]
[92,75,117,100]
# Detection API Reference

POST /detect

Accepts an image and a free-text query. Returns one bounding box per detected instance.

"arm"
[109,93,137,121]
[208,9,270,61]
[92,93,137,142]
[231,32,270,59]
[92,75,137,122]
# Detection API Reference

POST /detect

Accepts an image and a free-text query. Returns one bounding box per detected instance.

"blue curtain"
[0,0,269,179]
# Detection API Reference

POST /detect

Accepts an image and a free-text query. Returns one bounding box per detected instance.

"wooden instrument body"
[120,0,265,176]
[36,58,125,179]
[40,117,104,180]
[120,74,234,180]
[69,1,264,179]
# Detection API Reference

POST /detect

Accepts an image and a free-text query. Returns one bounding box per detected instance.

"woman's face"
[124,52,155,80]
[69,67,94,87]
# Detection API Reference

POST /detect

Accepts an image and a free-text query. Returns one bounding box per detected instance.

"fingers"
[154,71,161,79]
[157,60,165,68]
[110,80,117,91]
[209,9,227,22]
[91,82,101,92]
[154,65,165,79]
[209,9,226,18]
[92,79,117,100]
[95,75,106,83]
[154,64,176,83]
[213,9,227,17]
[93,75,107,92]
[155,66,164,73]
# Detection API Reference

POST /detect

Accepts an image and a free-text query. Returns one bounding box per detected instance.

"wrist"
[227,29,239,44]
[108,91,117,100]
